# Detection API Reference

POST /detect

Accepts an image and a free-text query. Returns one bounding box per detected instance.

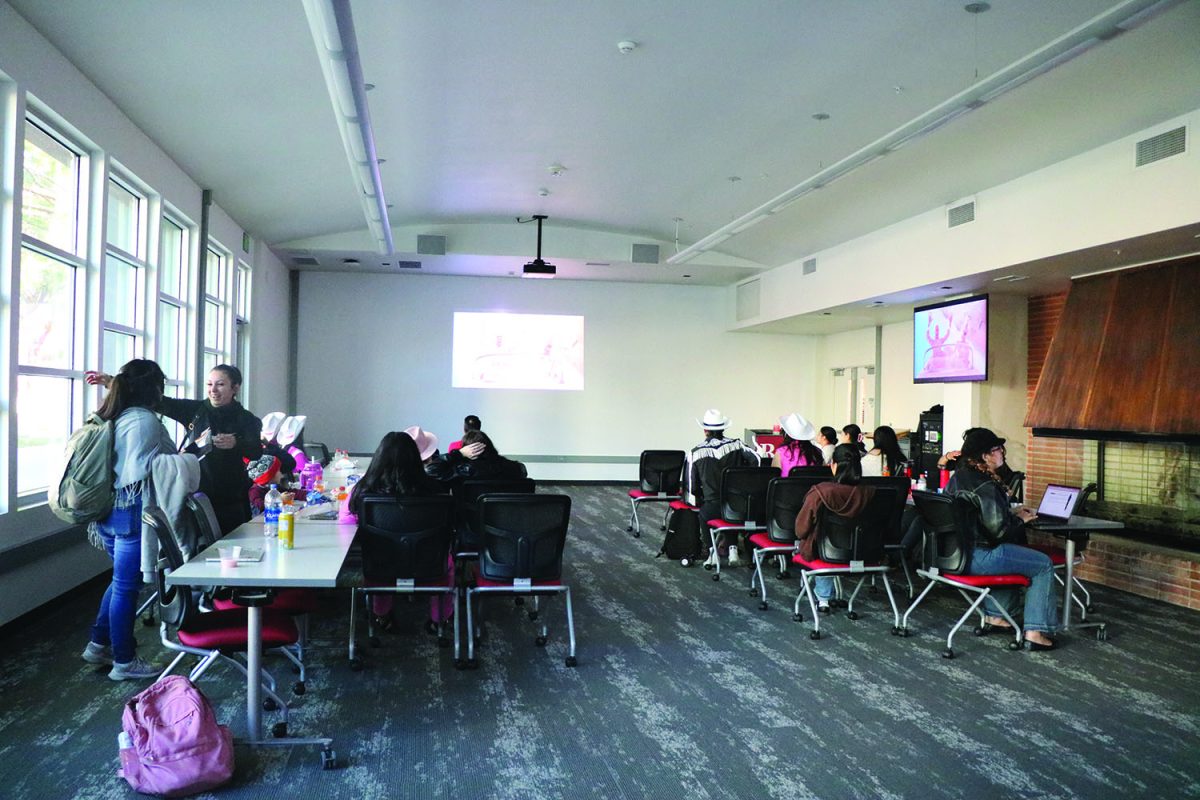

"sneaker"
[81,641,113,665]
[703,551,719,568]
[727,545,741,567]
[109,657,160,682]
[817,599,832,614]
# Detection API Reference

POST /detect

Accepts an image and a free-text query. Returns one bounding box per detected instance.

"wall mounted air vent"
[736,279,761,322]
[1135,126,1186,167]
[291,255,320,266]
[631,243,660,264]
[947,200,976,228]
[802,258,817,275]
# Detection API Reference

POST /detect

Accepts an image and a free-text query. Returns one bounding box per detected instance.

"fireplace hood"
[1025,255,1200,444]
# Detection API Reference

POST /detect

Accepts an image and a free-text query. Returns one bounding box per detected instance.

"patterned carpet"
[1,483,1198,799]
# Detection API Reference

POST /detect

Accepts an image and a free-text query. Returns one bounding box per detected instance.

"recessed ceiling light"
[548,163,566,177]
[682,274,692,279]
[822,312,833,316]
[940,285,953,290]
[871,301,885,306]
[964,2,990,13]
[812,112,830,121]
[364,83,376,91]
[727,176,742,183]
[376,158,386,164]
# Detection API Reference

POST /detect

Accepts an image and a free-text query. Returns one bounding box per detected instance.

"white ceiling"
[10,0,1200,300]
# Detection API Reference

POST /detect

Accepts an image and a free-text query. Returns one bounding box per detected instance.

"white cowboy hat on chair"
[778,412,816,442]
[697,408,730,431]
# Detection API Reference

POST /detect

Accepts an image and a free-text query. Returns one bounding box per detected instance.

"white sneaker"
[728,545,741,567]
[81,642,113,665]
[817,599,831,614]
[703,551,719,568]
[109,657,160,682]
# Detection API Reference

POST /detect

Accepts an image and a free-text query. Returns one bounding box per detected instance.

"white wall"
[295,272,818,480]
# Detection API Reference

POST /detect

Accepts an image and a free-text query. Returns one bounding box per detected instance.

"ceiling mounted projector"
[519,214,556,278]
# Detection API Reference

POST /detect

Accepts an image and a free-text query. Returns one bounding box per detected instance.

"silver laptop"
[1035,484,1081,523]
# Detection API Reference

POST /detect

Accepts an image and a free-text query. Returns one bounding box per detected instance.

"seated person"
[815,426,838,465]
[838,423,868,456]
[439,430,527,481]
[685,409,759,566]
[947,429,1056,650]
[861,425,906,477]
[793,444,875,612]
[775,412,824,474]
[448,414,481,452]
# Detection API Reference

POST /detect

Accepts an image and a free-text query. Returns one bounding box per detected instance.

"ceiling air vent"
[802,258,817,275]
[947,200,975,228]
[1136,125,1186,167]
[736,279,761,322]
[291,255,320,267]
[631,243,660,264]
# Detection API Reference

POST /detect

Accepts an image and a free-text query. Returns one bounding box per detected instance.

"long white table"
[166,510,357,765]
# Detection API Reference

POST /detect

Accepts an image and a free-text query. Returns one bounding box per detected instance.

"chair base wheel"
[535,636,547,647]
[1009,639,1024,651]
[625,525,633,532]
[454,659,467,670]
[514,597,525,607]
[565,656,578,668]
[263,698,278,712]
[974,626,987,637]
[632,531,640,538]
[271,722,287,738]
[321,749,338,770]
[528,611,539,622]
[348,658,363,672]
[712,574,720,582]
[943,649,955,659]
[809,630,821,640]
[293,681,305,695]
[776,572,790,580]
[704,563,714,571]
[792,613,802,623]
[759,602,768,611]
[847,611,859,621]
[467,658,479,670]
[892,626,909,637]
[141,615,156,627]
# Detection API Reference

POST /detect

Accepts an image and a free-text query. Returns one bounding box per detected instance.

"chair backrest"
[302,441,331,467]
[910,490,972,574]
[359,495,456,583]
[764,476,829,543]
[859,475,911,545]
[788,464,830,477]
[718,466,781,525]
[144,507,195,630]
[477,494,572,582]
[456,478,536,547]
[815,487,896,563]
[1006,470,1026,504]
[638,449,686,494]
[185,492,222,551]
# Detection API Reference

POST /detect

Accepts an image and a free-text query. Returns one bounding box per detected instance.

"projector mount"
[517,214,555,276]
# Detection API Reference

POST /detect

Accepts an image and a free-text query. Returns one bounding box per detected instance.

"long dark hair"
[97,359,165,421]
[842,424,867,455]
[461,429,498,458]
[781,433,824,466]
[349,431,429,515]
[831,443,863,485]
[871,425,906,474]
[818,426,838,447]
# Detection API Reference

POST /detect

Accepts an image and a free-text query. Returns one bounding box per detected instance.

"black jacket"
[158,397,262,508]
[947,467,1024,548]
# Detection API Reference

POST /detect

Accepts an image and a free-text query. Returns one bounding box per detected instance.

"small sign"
[514,578,532,591]
[850,560,865,572]
[395,579,414,588]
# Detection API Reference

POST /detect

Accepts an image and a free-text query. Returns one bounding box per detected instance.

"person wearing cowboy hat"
[946,428,1058,651]
[406,425,487,484]
[685,409,759,567]
[775,413,824,476]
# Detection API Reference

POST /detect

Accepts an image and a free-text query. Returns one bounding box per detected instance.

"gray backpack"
[48,412,116,525]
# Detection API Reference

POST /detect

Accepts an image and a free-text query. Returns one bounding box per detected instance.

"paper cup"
[219,545,242,568]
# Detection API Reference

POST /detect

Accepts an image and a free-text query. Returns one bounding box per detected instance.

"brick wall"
[1025,293,1200,610]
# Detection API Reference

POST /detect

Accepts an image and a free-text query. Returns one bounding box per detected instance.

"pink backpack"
[119,676,234,797]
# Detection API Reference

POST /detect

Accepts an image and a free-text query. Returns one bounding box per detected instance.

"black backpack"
[658,505,702,564]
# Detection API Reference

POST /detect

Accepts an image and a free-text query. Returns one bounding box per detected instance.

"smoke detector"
[548,163,566,177]
[617,40,638,54]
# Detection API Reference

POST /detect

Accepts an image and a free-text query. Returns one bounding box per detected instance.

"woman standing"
[81,359,174,681]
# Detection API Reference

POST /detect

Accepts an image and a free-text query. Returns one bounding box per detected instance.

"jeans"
[814,576,836,602]
[90,497,144,663]
[969,543,1057,633]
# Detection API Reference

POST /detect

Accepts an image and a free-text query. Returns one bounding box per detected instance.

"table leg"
[247,605,263,739]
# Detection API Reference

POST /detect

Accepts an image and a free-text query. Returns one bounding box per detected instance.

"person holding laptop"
[946,428,1058,651]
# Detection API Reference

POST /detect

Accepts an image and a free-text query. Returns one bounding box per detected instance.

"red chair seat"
[361,576,454,590]
[476,575,563,589]
[941,572,1032,589]
[179,608,298,650]
[708,518,764,530]
[749,532,793,550]
[214,588,321,614]
[629,489,677,500]
[669,500,697,511]
[792,554,888,570]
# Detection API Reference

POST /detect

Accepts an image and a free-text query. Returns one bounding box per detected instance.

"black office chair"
[791,487,900,639]
[626,449,686,537]
[788,465,831,477]
[705,466,781,581]
[898,491,1026,658]
[350,495,458,669]
[302,441,332,467]
[454,478,536,556]
[465,493,575,669]
[860,475,916,598]
[747,476,828,610]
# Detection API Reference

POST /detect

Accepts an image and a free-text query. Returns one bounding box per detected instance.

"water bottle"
[264,484,282,538]
[916,472,928,492]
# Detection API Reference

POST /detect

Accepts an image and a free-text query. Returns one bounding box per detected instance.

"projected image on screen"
[913,295,988,383]
[453,312,584,391]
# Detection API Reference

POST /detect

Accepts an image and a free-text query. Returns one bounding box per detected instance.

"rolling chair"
[704,466,780,580]
[626,449,686,538]
[746,476,827,610]
[860,475,916,598]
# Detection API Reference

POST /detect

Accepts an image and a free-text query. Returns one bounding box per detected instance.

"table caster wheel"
[368,636,381,649]
[321,749,338,770]
[349,658,363,672]
[792,613,802,623]
[943,649,955,659]
[565,656,578,668]
[847,611,859,621]
[809,630,821,640]
[759,602,768,611]
[263,698,278,712]
[293,681,305,695]
[272,722,287,738]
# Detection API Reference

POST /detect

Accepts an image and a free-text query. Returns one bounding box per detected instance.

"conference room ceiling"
[10,0,1200,295]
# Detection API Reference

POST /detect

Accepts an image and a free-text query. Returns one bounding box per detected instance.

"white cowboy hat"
[697,408,730,431]
[778,412,816,441]
[403,425,440,461]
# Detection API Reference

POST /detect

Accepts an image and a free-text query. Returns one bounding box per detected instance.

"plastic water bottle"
[264,484,282,538]
[916,473,928,492]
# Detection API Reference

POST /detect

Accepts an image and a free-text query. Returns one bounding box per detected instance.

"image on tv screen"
[913,294,988,383]
[452,311,584,391]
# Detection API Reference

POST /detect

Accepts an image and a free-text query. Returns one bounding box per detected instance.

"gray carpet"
[1,483,1198,799]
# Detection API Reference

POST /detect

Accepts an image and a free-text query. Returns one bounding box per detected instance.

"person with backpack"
[82,359,174,681]
[685,409,759,567]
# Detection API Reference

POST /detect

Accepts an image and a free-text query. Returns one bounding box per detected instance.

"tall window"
[158,214,190,442]
[17,118,88,496]
[202,245,230,374]
[102,174,147,373]
[234,261,251,393]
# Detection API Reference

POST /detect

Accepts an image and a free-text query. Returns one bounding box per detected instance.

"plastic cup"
[218,545,242,568]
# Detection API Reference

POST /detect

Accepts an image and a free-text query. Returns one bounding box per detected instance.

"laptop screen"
[1037,484,1081,520]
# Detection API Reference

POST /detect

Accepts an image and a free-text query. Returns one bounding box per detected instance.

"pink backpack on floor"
[119,675,234,797]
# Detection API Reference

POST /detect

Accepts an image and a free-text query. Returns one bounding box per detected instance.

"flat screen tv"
[913,294,988,383]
